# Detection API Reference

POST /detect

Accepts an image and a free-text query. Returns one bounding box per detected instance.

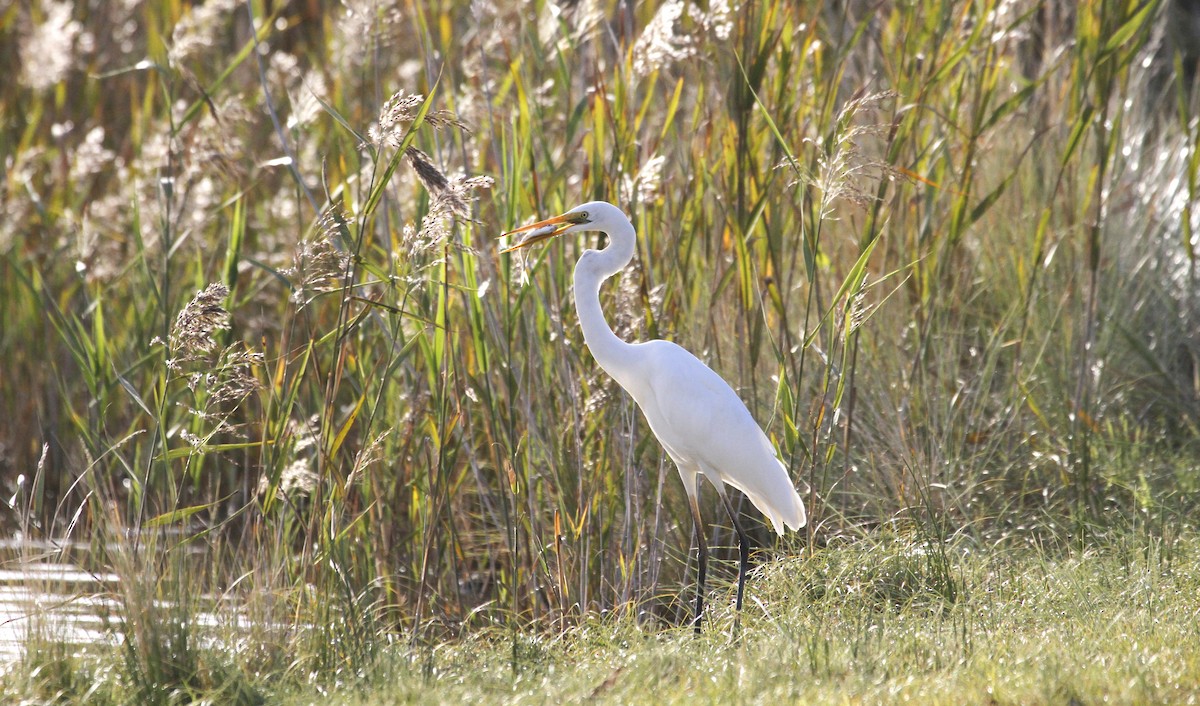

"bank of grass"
[346,532,1200,706]
[2,0,1200,703]
[6,529,1199,704]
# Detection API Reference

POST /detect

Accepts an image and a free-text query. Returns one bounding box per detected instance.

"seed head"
[20,1,85,91]
[633,0,694,76]
[170,283,230,357]
[368,90,468,150]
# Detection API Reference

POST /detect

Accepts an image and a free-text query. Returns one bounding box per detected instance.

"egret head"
[500,201,629,252]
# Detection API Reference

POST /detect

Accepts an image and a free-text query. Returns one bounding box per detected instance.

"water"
[0,539,122,662]
[0,536,271,669]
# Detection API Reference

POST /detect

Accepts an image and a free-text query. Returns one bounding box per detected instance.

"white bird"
[502,201,806,632]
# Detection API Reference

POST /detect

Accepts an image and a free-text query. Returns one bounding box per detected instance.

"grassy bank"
[2,0,1199,703]
[7,532,1199,703]
[342,535,1200,705]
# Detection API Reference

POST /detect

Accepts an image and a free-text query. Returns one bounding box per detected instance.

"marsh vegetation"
[1,0,1198,702]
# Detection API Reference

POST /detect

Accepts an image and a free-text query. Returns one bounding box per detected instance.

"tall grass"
[1,0,1198,700]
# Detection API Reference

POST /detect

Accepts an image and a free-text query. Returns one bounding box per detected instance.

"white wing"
[619,340,806,534]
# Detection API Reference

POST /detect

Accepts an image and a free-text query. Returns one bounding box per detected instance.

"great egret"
[502,201,806,632]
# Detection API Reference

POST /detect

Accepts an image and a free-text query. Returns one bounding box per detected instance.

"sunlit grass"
[8,533,1199,704]
[273,534,1200,705]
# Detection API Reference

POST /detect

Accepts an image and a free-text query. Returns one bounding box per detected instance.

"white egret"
[502,201,806,632]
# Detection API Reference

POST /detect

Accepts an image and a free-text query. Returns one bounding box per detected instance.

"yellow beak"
[499,211,588,253]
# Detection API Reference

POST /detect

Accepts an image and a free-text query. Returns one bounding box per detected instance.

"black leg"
[718,489,750,613]
[688,493,707,634]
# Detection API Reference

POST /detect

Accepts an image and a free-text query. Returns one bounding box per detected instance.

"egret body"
[503,201,806,631]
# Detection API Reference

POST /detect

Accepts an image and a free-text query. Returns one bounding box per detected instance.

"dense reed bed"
[1,0,1198,702]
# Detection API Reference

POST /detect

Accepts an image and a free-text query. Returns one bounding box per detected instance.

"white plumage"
[503,200,806,631]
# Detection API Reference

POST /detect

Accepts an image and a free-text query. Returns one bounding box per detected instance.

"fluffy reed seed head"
[368,90,468,150]
[169,283,231,357]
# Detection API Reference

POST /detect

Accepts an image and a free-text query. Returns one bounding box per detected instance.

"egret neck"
[571,214,640,383]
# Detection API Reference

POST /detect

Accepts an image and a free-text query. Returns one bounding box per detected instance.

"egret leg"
[687,492,707,634]
[717,488,750,613]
